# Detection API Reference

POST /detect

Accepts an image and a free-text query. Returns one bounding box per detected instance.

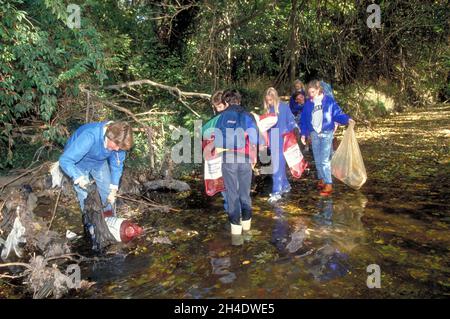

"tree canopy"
[1,0,449,170]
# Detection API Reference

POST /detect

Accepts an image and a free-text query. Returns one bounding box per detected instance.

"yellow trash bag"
[331,124,367,189]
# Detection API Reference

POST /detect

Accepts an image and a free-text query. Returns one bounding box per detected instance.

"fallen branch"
[104,79,211,100]
[46,253,89,263]
[0,273,27,279]
[47,186,62,232]
[103,79,210,118]
[0,262,32,269]
[143,179,191,193]
[0,162,48,191]
[118,194,180,213]
[80,87,147,128]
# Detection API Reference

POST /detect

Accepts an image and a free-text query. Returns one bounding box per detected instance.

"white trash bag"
[331,125,367,189]
[1,216,27,260]
[50,161,63,188]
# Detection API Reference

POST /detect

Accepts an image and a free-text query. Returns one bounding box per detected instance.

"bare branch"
[104,80,211,100]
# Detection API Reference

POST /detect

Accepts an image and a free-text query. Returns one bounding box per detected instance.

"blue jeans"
[221,162,252,225]
[271,143,290,195]
[73,161,112,212]
[221,191,228,212]
[310,130,334,185]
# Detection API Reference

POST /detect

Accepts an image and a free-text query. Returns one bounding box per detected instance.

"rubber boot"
[242,219,251,232]
[242,219,252,242]
[230,223,243,246]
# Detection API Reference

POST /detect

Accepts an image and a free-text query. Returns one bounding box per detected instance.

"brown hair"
[306,80,324,94]
[211,90,224,105]
[105,122,133,150]
[221,89,241,105]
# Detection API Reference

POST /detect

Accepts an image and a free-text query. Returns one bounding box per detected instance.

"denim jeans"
[221,162,252,225]
[271,143,290,195]
[310,130,334,185]
[221,191,228,212]
[73,161,112,212]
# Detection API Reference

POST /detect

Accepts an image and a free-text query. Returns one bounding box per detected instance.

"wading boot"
[231,223,243,246]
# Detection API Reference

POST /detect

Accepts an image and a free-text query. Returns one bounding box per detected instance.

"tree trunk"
[275,0,300,88]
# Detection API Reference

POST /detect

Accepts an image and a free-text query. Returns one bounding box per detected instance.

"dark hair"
[293,90,306,99]
[211,90,223,105]
[221,89,241,106]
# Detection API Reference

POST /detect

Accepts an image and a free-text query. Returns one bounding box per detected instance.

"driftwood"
[0,162,50,192]
[0,185,93,299]
[143,179,191,193]
[0,185,70,259]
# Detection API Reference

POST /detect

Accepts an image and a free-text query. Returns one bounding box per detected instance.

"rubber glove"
[74,176,90,190]
[107,189,118,205]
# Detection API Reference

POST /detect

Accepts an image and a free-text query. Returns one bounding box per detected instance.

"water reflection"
[269,194,369,283]
[207,236,237,286]
[313,197,333,226]
[303,194,368,282]
[83,253,151,284]
[210,257,236,284]
[271,205,290,252]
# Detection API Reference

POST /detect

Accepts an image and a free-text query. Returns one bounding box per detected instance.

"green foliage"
[1,0,448,171]
[0,0,106,157]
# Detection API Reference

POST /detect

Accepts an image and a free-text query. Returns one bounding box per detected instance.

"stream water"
[67,170,448,299]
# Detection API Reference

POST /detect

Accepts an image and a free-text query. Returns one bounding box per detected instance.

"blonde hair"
[293,79,305,90]
[263,87,280,114]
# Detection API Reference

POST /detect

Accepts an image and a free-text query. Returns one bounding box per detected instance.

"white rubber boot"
[230,223,242,235]
[241,219,251,232]
[230,223,243,246]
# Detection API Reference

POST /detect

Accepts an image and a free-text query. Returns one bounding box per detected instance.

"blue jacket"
[59,121,126,188]
[268,102,297,148]
[214,104,259,152]
[289,92,305,116]
[300,95,350,137]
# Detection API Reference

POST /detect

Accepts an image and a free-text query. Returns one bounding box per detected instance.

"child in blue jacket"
[59,121,133,215]
[300,80,355,196]
[214,89,259,243]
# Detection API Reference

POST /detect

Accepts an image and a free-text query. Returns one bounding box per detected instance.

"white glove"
[74,176,90,190]
[107,189,118,205]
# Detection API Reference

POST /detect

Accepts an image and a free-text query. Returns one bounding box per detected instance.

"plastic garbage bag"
[50,161,63,188]
[283,131,308,179]
[83,185,117,252]
[203,138,225,196]
[1,216,27,260]
[331,125,367,189]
